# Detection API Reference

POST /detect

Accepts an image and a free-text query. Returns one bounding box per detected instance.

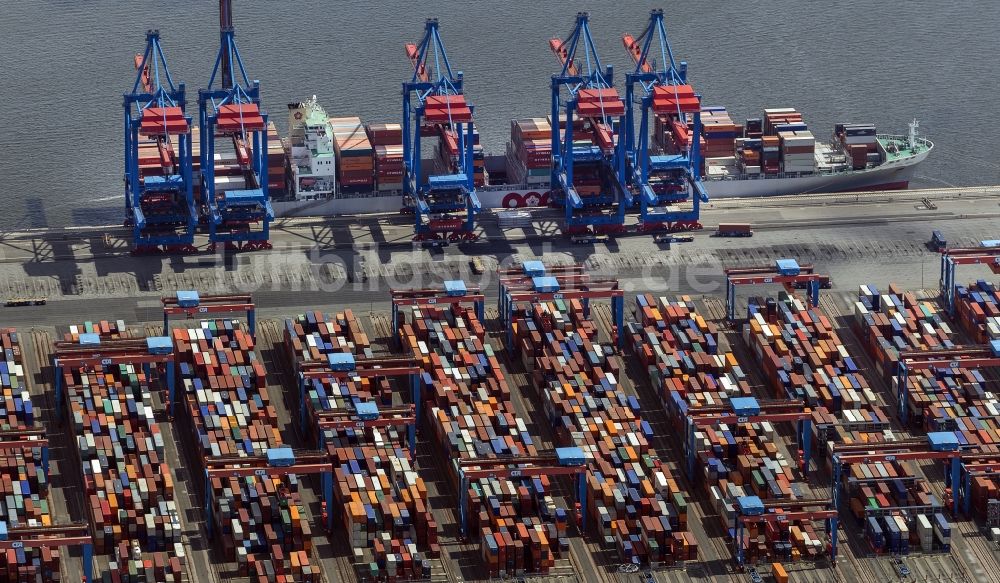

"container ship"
[124,5,933,252]
[274,97,932,217]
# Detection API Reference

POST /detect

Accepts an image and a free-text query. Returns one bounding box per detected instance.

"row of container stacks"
[397,304,568,578]
[331,117,376,194]
[732,495,826,564]
[64,320,131,342]
[853,284,985,427]
[627,296,832,563]
[864,512,951,555]
[283,310,371,371]
[835,124,879,170]
[367,123,405,192]
[741,294,894,455]
[61,348,186,580]
[0,329,60,582]
[628,294,750,426]
[174,320,320,583]
[283,310,438,580]
[506,118,552,186]
[512,297,697,568]
[954,280,1000,343]
[856,283,1000,516]
[843,458,943,519]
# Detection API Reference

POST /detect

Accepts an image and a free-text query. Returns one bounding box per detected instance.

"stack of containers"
[653,115,705,157]
[835,124,878,170]
[62,360,185,568]
[626,298,829,563]
[547,114,611,191]
[744,118,763,139]
[284,312,438,579]
[104,540,185,583]
[284,310,371,371]
[954,280,1000,343]
[398,304,565,578]
[330,116,375,194]
[187,123,287,203]
[64,320,130,341]
[854,284,990,425]
[0,329,60,582]
[742,294,891,452]
[763,109,803,135]
[628,295,752,435]
[174,320,320,582]
[699,107,740,159]
[435,126,486,187]
[511,298,697,567]
[266,121,288,197]
[506,118,551,186]
[778,130,815,173]
[366,123,405,192]
[842,458,942,540]
[735,138,762,175]
[761,136,780,174]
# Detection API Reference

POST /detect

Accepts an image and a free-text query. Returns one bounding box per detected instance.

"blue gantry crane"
[622,9,708,233]
[725,259,824,321]
[123,30,198,254]
[197,0,274,251]
[402,19,482,242]
[549,12,631,235]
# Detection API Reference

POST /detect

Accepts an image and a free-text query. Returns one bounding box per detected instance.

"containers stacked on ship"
[367,123,405,192]
[499,265,694,568]
[402,19,481,241]
[550,12,631,235]
[331,117,375,194]
[506,118,553,193]
[197,0,274,251]
[124,31,197,253]
[173,320,320,581]
[742,293,892,458]
[283,311,437,580]
[0,329,63,582]
[286,98,338,200]
[393,287,569,578]
[56,327,186,580]
[835,124,879,170]
[736,119,763,174]
[622,10,708,233]
[436,124,486,188]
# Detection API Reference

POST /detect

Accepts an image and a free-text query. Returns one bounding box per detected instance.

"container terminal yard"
[0,185,999,583]
[3,0,998,581]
